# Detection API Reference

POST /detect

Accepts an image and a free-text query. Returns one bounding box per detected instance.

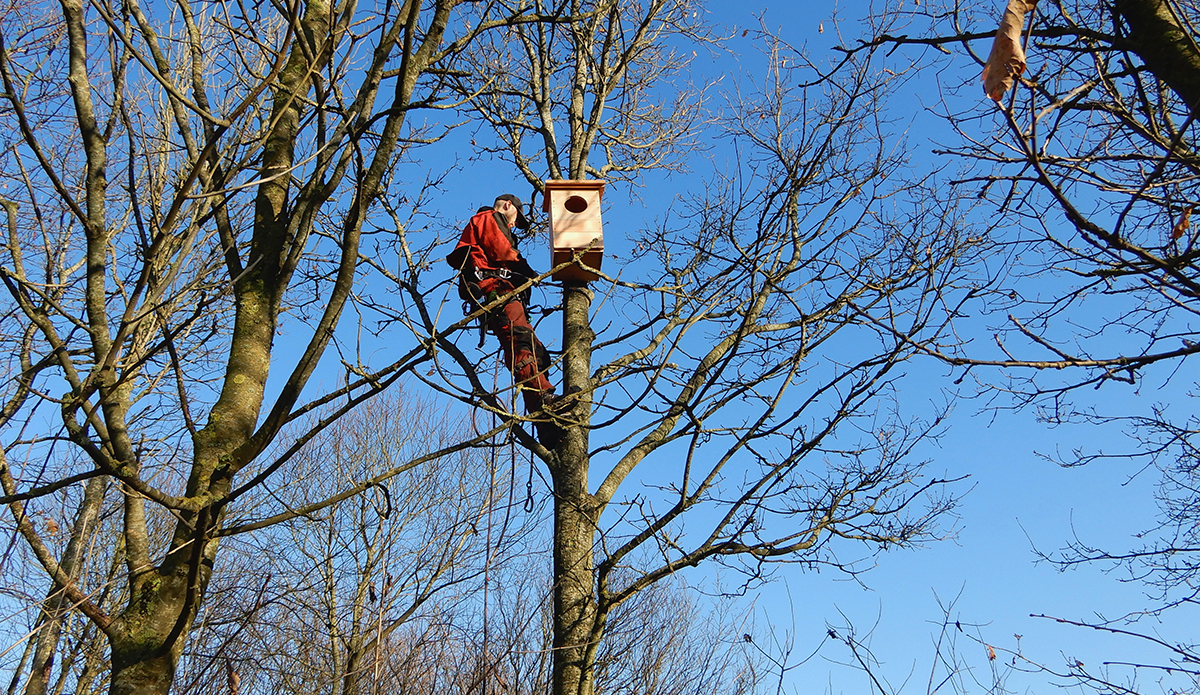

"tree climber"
[447,194,565,446]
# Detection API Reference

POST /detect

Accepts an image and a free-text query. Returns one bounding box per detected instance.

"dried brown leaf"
[227,661,240,695]
[986,644,997,661]
[1172,206,1192,240]
[982,0,1039,102]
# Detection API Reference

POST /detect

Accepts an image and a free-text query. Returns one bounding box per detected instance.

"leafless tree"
[861,0,1200,390]
[842,0,1200,607]
[0,2,978,695]
[163,391,761,695]
[411,4,978,695]
[0,1,562,693]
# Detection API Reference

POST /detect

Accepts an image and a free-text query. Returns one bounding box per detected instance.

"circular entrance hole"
[564,195,589,213]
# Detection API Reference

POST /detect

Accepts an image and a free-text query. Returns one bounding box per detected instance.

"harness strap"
[513,351,539,376]
[474,267,511,281]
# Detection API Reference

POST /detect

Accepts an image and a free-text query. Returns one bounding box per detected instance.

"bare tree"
[409,4,977,694]
[0,1,557,693]
[0,3,977,695]
[865,0,1200,390]
[843,0,1200,606]
[157,394,761,695]
[168,389,512,695]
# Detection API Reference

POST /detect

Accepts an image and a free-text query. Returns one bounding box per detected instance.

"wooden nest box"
[544,179,605,282]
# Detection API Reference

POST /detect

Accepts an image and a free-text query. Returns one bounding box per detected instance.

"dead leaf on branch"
[227,661,240,695]
[1171,205,1192,240]
[986,644,997,661]
[982,0,1039,102]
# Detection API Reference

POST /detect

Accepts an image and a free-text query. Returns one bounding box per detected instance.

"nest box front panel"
[549,188,604,251]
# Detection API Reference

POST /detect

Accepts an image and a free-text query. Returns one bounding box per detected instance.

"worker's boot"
[519,390,559,448]
[529,387,585,448]
[535,419,566,449]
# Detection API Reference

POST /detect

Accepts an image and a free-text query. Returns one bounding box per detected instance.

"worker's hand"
[512,258,539,282]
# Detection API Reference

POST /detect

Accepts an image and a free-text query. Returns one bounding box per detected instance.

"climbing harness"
[457,267,536,347]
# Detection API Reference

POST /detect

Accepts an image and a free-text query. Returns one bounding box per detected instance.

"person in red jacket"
[447,194,563,444]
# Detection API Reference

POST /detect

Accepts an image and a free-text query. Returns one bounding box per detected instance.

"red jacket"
[446,210,521,273]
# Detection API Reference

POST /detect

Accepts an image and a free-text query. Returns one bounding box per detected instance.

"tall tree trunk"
[551,283,601,695]
[104,2,337,691]
[108,507,220,695]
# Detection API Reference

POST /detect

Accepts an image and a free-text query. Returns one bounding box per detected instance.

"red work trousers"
[478,277,554,412]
